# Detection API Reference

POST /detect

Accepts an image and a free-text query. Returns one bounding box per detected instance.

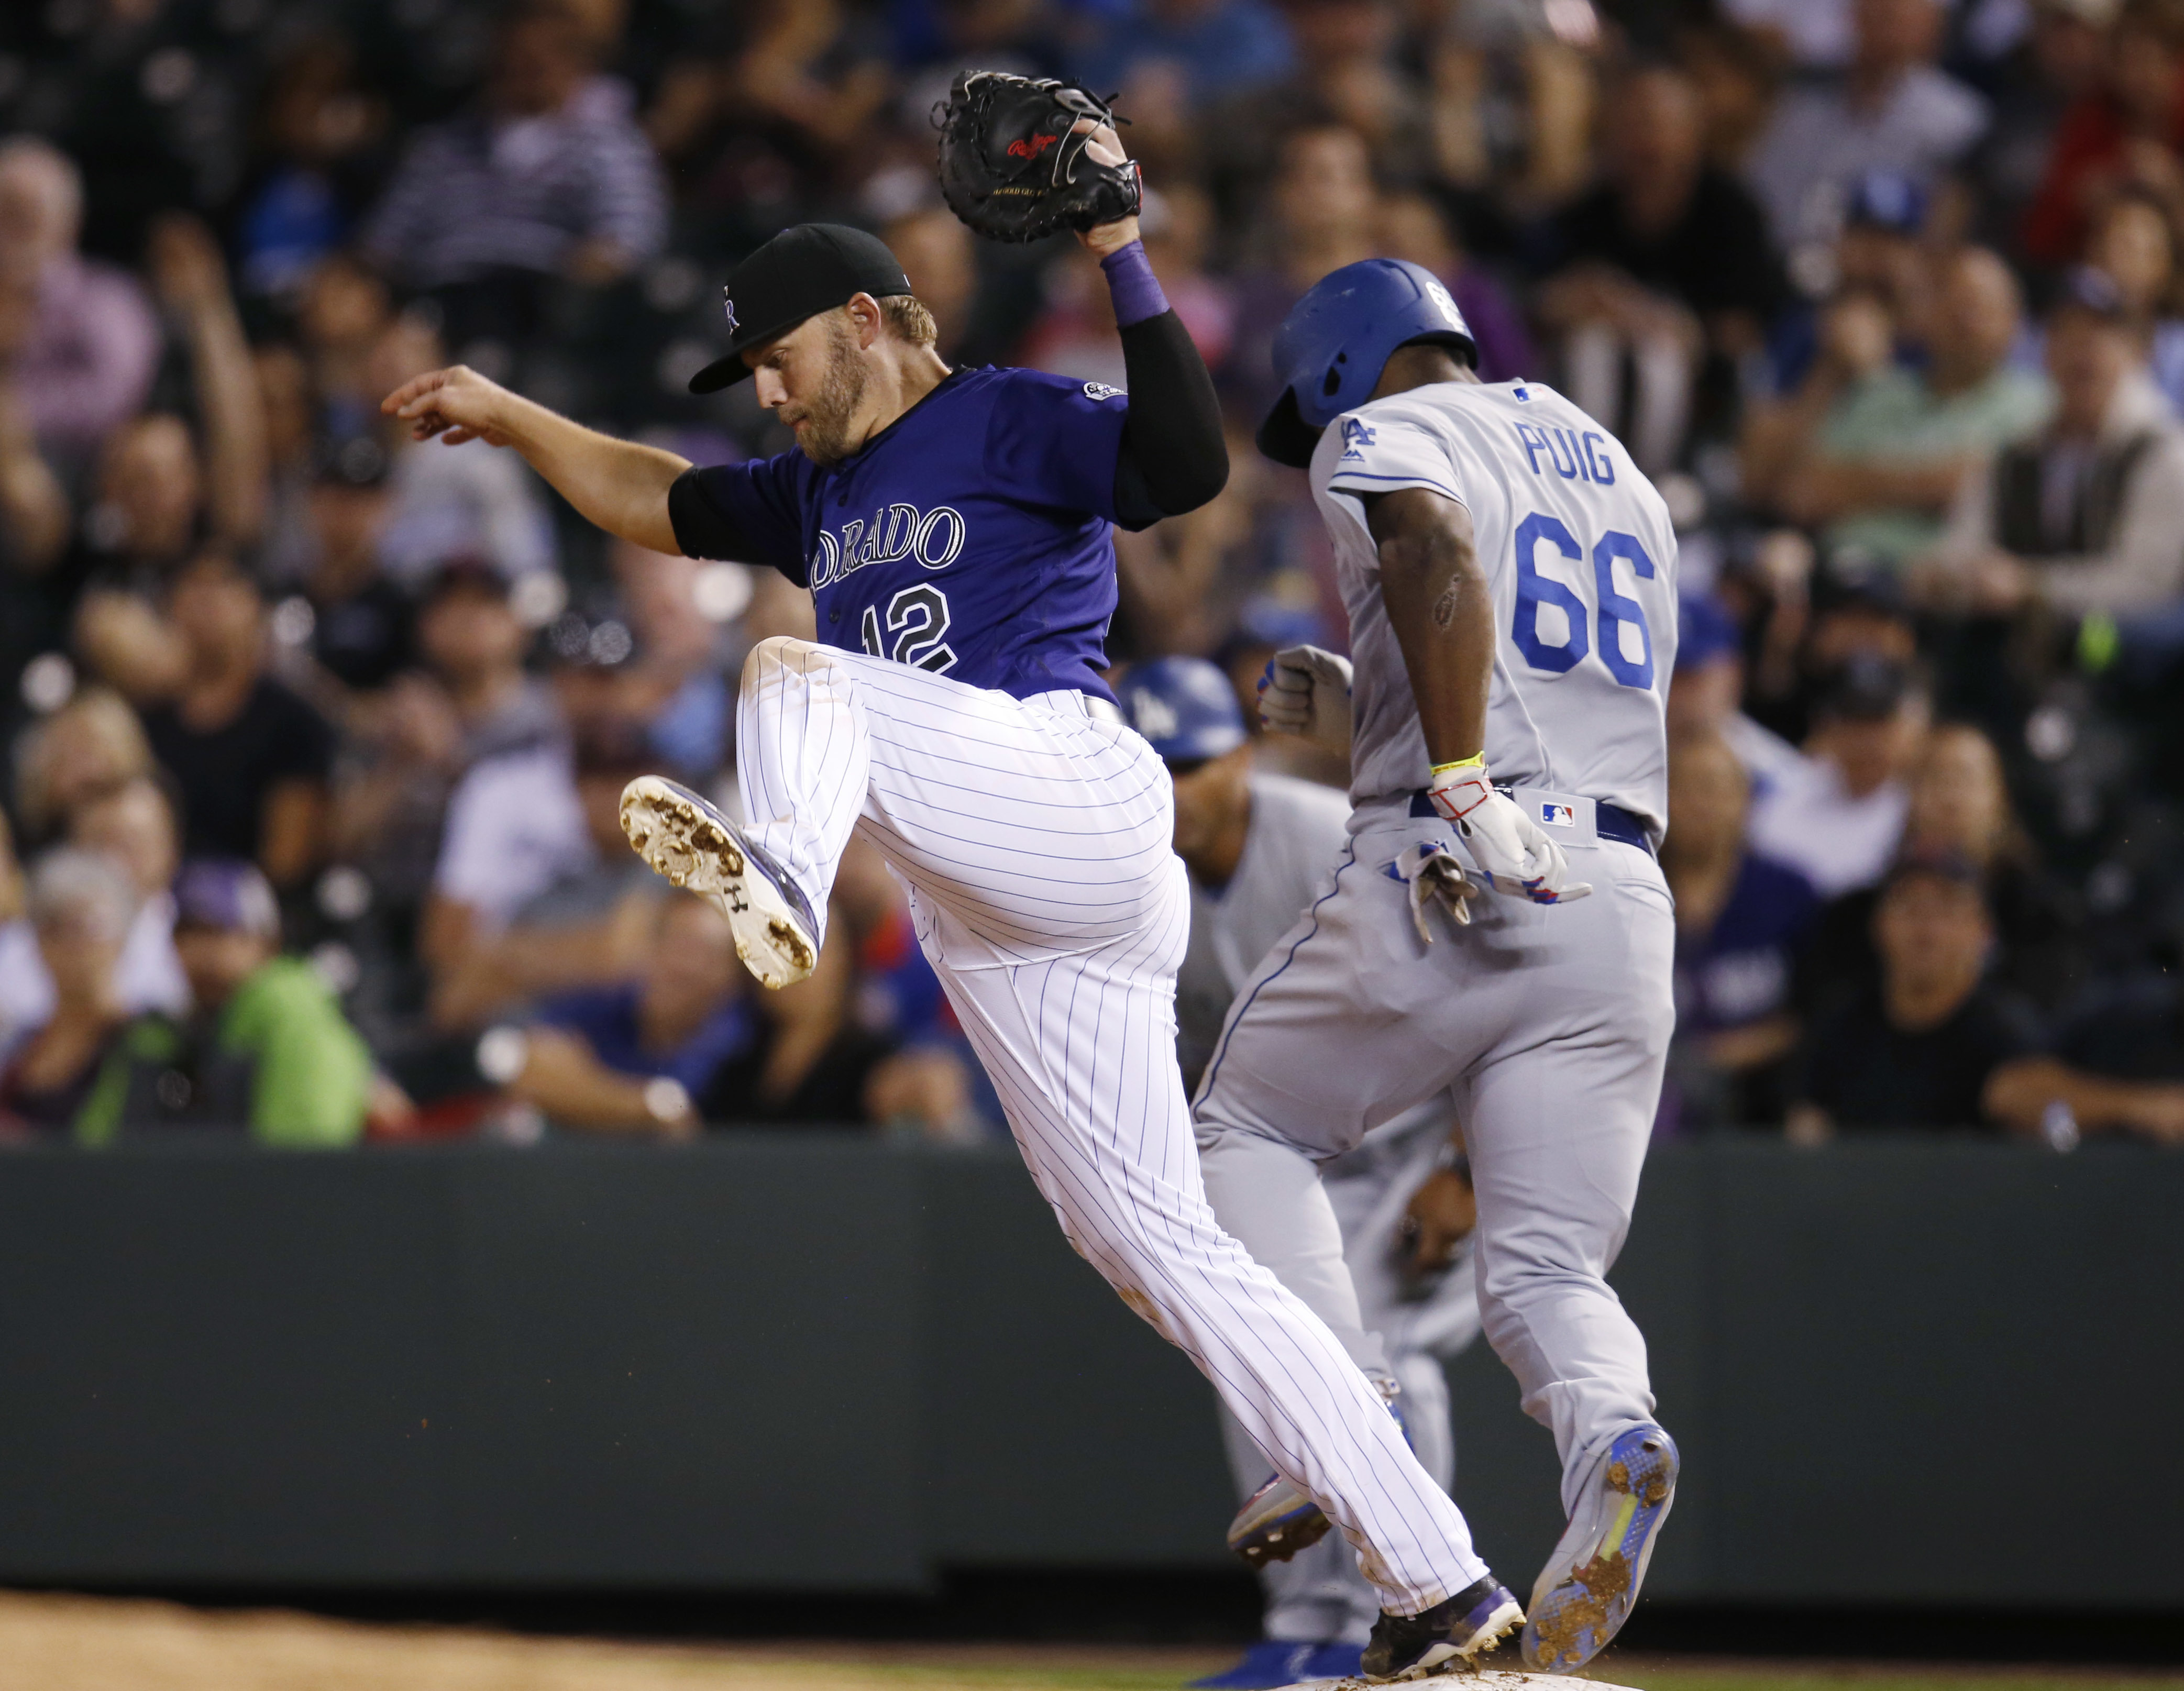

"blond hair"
[13,686,155,840]
[880,294,939,351]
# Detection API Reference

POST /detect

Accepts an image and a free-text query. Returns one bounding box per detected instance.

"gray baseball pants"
[1194,797,1674,1519]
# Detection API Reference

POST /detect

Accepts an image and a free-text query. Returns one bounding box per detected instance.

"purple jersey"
[671,366,1132,702]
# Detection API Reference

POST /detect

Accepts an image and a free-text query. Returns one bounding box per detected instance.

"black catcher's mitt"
[935,71,1141,244]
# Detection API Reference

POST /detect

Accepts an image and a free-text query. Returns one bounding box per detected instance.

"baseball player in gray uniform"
[1192,259,1682,1677]
[1117,656,1491,1689]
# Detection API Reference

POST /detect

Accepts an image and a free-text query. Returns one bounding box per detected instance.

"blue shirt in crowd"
[537,985,759,1095]
[1673,853,1822,1035]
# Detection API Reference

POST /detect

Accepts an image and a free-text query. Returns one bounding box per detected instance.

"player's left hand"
[936,73,1140,246]
[1429,774,1591,904]
[1258,644,1353,757]
[1394,842,1477,942]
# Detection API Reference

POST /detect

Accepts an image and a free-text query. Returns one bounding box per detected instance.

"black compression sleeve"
[1112,310,1228,530]
[668,467,751,563]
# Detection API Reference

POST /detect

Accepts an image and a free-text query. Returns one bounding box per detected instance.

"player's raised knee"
[741,634,840,693]
[745,633,826,668]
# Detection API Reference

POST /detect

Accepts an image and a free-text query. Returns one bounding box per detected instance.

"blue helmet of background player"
[1118,656,1248,765]
[1258,259,1476,470]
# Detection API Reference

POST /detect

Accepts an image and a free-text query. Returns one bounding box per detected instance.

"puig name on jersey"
[1511,419,1617,485]
[809,502,968,589]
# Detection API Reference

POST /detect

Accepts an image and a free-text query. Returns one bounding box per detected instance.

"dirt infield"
[0,1593,1222,1691]
[6,1593,2183,1691]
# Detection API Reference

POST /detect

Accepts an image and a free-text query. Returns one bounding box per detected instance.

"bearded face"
[781,312,872,468]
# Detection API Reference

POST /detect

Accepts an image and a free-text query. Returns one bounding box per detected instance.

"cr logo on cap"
[722,289,738,334]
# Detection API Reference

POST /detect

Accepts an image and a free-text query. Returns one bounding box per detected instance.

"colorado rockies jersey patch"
[674,366,1130,702]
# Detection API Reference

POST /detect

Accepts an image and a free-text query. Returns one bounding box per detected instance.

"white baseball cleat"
[619,775,819,990]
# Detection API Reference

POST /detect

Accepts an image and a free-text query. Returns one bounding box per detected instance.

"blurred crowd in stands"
[1,0,2181,1147]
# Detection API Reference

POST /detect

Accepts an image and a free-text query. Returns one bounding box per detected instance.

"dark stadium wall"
[0,1137,2176,1606]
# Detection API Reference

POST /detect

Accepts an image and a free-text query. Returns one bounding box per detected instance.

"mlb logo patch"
[1540,802,1575,827]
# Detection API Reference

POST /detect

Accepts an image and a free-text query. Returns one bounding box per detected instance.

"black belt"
[1407,789,1655,855]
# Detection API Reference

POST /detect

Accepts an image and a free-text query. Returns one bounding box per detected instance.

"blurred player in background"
[1119,657,1490,1689]
[1194,259,1682,1676]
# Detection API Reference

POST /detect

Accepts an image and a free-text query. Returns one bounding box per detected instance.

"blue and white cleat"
[1187,1640,1323,1689]
[1361,1573,1525,1679]
[1521,1423,1678,1674]
[619,775,819,990]
[1301,1641,1365,1681]
[1226,1471,1333,1570]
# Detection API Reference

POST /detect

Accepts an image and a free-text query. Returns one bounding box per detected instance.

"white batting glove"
[1395,842,1478,942]
[1257,645,1353,758]
[1426,762,1591,905]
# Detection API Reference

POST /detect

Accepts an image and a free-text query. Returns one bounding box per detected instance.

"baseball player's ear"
[846,293,883,350]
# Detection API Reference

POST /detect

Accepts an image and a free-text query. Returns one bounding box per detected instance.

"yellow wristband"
[1430,754,1486,776]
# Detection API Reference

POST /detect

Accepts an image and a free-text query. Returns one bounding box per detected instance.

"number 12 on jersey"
[1512,512,1657,690]
[861,584,959,674]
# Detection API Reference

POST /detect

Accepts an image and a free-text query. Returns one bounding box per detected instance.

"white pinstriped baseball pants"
[736,636,1489,1616]
[1216,1105,1487,1645]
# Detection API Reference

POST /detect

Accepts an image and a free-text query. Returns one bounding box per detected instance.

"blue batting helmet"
[1258,259,1475,468]
[1118,657,1248,764]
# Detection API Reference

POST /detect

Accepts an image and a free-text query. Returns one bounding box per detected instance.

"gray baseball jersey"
[1175,771,1352,1091]
[1198,377,1681,1533]
[1310,378,1679,840]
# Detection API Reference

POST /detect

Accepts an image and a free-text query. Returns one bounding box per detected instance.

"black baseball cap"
[688,224,913,395]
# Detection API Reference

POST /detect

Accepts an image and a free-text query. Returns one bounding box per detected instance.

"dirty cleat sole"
[1361,1573,1524,1680]
[1521,1424,1678,1674]
[1226,1472,1333,1570]
[619,775,819,990]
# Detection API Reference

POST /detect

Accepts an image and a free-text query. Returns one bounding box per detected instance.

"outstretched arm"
[382,366,688,555]
[150,214,269,548]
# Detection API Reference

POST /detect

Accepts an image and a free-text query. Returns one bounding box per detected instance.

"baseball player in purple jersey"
[384,140,1525,1675]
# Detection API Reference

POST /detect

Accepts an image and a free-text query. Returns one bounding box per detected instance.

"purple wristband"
[1099,239,1170,328]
